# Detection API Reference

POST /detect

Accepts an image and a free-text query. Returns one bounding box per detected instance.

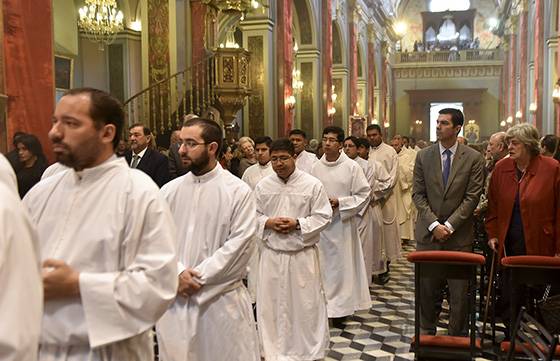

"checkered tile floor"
[324,242,502,361]
[325,243,417,361]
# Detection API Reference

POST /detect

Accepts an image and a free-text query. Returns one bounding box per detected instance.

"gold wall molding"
[394,65,503,79]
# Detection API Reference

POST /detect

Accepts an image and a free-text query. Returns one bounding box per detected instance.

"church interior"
[2,1,560,361]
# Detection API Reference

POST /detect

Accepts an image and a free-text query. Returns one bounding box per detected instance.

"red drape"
[3,0,54,160]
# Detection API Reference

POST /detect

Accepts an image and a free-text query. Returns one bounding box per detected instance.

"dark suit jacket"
[413,143,485,248]
[168,143,188,179]
[125,148,171,187]
[486,155,560,257]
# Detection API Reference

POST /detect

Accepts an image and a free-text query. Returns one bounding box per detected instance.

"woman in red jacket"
[486,124,560,258]
[485,124,560,333]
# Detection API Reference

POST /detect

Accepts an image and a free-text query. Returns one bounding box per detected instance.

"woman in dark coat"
[15,134,47,198]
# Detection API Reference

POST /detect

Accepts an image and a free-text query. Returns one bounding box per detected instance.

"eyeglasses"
[270,156,292,163]
[180,140,208,149]
[322,137,340,144]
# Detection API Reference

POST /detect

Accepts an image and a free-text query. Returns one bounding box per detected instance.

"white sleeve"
[79,193,178,348]
[338,165,371,221]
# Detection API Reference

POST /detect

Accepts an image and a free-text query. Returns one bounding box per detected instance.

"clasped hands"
[42,259,80,301]
[178,268,202,298]
[265,217,298,234]
[432,224,452,241]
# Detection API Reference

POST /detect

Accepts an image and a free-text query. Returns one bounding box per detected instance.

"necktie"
[442,149,452,187]
[131,154,140,168]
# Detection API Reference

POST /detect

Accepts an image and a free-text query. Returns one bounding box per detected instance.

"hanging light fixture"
[78,0,124,50]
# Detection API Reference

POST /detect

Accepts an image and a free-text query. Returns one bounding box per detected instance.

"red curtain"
[3,0,54,160]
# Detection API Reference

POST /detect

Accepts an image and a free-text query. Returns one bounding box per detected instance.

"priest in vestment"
[254,138,332,361]
[391,136,417,241]
[344,137,392,282]
[0,155,42,361]
[290,129,318,173]
[366,124,401,283]
[241,136,274,302]
[23,88,178,361]
[311,126,371,321]
[156,118,260,361]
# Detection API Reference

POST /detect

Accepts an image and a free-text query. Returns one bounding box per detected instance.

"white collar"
[133,147,148,159]
[438,141,458,155]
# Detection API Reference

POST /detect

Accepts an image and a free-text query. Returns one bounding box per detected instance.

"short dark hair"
[15,134,47,166]
[366,124,382,133]
[270,138,295,155]
[541,134,560,161]
[64,88,124,149]
[289,129,307,139]
[343,136,359,147]
[322,126,345,143]
[439,108,464,127]
[402,136,410,142]
[254,136,272,148]
[357,137,370,149]
[129,123,152,136]
[182,118,223,156]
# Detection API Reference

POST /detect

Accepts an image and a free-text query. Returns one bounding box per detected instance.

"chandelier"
[78,0,124,49]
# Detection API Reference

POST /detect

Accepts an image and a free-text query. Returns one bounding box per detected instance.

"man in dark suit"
[412,108,484,336]
[126,124,170,187]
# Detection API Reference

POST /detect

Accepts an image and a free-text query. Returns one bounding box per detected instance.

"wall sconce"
[331,85,338,103]
[515,110,522,119]
[383,121,390,128]
[372,118,379,124]
[506,116,513,124]
[285,95,296,109]
[414,119,422,125]
[552,79,560,103]
[529,102,537,113]
[500,120,507,127]
[468,119,476,125]
[327,107,336,116]
[292,69,304,94]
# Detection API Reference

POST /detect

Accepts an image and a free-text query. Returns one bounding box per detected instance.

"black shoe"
[374,273,390,285]
[331,316,348,329]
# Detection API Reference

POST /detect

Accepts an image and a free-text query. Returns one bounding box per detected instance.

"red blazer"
[486,155,560,257]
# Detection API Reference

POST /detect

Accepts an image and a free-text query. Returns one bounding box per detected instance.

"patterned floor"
[325,243,417,361]
[324,242,502,361]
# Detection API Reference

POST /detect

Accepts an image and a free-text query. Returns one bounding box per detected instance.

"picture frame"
[349,115,367,137]
[55,55,73,91]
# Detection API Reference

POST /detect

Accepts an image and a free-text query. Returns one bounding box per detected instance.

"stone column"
[509,33,517,119]
[241,18,276,138]
[533,0,544,129]
[3,0,54,159]
[322,0,333,127]
[519,9,528,123]
[367,25,376,123]
[276,0,293,136]
[349,3,358,116]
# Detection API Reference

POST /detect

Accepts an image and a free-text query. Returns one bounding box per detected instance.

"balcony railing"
[392,49,503,64]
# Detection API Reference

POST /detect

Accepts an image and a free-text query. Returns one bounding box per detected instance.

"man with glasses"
[254,138,332,361]
[156,118,260,361]
[311,126,371,327]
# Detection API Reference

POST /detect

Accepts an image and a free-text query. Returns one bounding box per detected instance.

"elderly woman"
[486,124,560,332]
[486,124,560,258]
[236,136,257,177]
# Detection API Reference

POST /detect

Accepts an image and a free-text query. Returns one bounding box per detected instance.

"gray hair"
[505,123,540,156]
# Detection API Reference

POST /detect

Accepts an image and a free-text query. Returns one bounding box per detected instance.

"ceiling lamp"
[78,0,124,50]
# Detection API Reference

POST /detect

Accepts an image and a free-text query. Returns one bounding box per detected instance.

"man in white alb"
[290,129,318,173]
[23,88,178,361]
[0,154,42,361]
[391,135,417,242]
[311,126,371,325]
[343,136,392,283]
[156,118,260,361]
[241,135,274,302]
[366,124,401,284]
[254,138,332,361]
[242,136,274,190]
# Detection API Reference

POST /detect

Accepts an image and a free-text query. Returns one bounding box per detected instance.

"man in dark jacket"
[125,123,170,187]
